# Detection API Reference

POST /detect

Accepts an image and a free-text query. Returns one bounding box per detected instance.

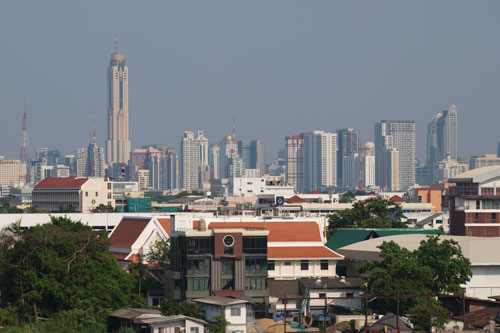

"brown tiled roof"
[286,195,306,203]
[110,218,150,249]
[208,221,322,242]
[389,195,406,203]
[309,190,323,194]
[112,251,129,260]
[460,307,500,328]
[34,177,88,189]
[268,246,342,259]
[156,218,171,236]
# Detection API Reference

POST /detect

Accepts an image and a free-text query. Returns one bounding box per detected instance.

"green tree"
[408,299,451,331]
[327,199,406,237]
[339,191,356,203]
[146,238,170,298]
[160,294,199,318]
[0,216,145,325]
[210,313,228,333]
[359,235,471,326]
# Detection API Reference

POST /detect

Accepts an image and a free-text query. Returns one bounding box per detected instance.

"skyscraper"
[180,131,199,190]
[337,128,359,187]
[375,121,416,191]
[427,105,458,163]
[237,139,266,176]
[302,131,338,193]
[106,43,131,165]
[285,133,308,190]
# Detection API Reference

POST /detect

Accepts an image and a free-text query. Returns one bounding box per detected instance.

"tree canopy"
[327,198,406,237]
[0,216,145,329]
[359,235,472,329]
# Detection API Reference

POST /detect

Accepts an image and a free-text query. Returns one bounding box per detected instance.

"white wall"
[268,259,337,279]
[466,266,500,299]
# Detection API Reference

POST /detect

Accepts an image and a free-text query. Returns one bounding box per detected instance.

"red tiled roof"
[389,195,406,203]
[156,218,171,236]
[110,218,150,249]
[208,221,322,242]
[286,195,306,203]
[309,190,323,194]
[268,246,342,259]
[112,251,130,260]
[34,177,88,189]
[417,187,440,191]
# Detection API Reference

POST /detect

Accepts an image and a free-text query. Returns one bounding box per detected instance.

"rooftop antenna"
[232,115,236,140]
[20,98,30,184]
[114,33,118,53]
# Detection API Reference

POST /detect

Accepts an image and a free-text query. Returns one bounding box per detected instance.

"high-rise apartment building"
[74,142,106,178]
[129,149,148,182]
[302,131,338,193]
[106,46,131,165]
[209,144,220,180]
[180,131,200,190]
[375,121,416,191]
[0,158,27,187]
[427,105,458,163]
[196,131,209,186]
[285,133,308,190]
[337,128,359,187]
[219,135,239,180]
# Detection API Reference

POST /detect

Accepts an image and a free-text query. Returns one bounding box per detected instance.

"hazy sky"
[1,1,500,162]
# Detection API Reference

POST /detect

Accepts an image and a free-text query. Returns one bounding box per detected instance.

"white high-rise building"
[360,142,376,188]
[0,158,27,187]
[285,133,308,191]
[209,144,220,180]
[375,121,415,191]
[106,46,131,165]
[302,131,338,193]
[196,131,209,186]
[180,131,200,190]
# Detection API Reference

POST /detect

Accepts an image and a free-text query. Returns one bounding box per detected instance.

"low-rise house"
[109,308,207,333]
[194,296,250,333]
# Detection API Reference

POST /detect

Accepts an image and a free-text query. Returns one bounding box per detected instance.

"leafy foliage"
[327,198,406,236]
[209,313,228,333]
[359,235,471,325]
[408,299,451,331]
[147,238,171,297]
[160,294,199,318]
[0,216,145,327]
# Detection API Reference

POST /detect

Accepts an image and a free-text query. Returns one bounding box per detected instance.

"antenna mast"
[20,98,30,184]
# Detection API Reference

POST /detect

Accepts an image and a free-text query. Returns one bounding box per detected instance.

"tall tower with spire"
[106,36,131,166]
[20,98,30,183]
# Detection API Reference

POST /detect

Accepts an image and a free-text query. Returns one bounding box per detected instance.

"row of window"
[267,260,329,271]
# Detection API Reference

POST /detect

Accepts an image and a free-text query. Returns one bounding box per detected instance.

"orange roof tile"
[110,218,150,249]
[286,195,306,203]
[156,218,171,236]
[34,177,89,189]
[268,246,342,259]
[389,195,406,203]
[112,251,130,260]
[309,190,323,194]
[208,221,322,242]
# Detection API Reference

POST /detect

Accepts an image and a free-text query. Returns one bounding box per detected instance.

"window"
[245,257,266,274]
[158,328,165,333]
[222,259,234,275]
[284,261,292,266]
[320,260,329,270]
[246,276,266,290]
[242,237,267,254]
[231,307,241,316]
[187,258,210,276]
[346,292,354,298]
[319,293,326,299]
[476,200,480,209]
[187,278,209,291]
[107,193,112,199]
[267,260,275,271]
[300,260,309,271]
[475,213,479,223]
[85,192,88,197]
[95,192,98,197]
[107,183,112,190]
[190,328,199,333]
[493,213,497,224]
[221,279,234,290]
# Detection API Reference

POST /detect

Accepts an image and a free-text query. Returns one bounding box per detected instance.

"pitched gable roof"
[308,190,323,194]
[389,195,406,203]
[110,218,150,249]
[268,246,342,259]
[156,218,171,236]
[34,177,89,189]
[286,195,306,203]
[208,221,322,242]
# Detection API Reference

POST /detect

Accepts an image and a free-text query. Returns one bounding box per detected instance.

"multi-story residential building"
[238,140,266,176]
[180,131,200,190]
[448,165,500,236]
[106,46,131,165]
[375,120,415,191]
[337,128,359,187]
[432,156,469,184]
[196,131,209,186]
[470,154,500,170]
[285,133,308,191]
[32,177,114,212]
[137,169,150,191]
[230,177,295,197]
[0,158,27,187]
[194,297,249,333]
[302,131,338,193]
[219,135,240,180]
[75,142,106,178]
[360,142,376,188]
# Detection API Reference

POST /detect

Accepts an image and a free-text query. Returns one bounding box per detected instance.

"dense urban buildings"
[336,128,359,188]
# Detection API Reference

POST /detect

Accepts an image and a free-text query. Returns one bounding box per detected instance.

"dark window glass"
[319,293,326,299]
[221,279,234,290]
[267,260,275,271]
[245,257,267,275]
[301,260,309,271]
[187,237,213,255]
[320,260,329,270]
[493,213,497,224]
[187,258,210,276]
[221,259,234,276]
[476,213,479,223]
[242,237,267,254]
[284,261,292,266]
[245,276,266,290]
[187,278,209,291]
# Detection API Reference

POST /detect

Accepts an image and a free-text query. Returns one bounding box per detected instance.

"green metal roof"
[325,228,443,251]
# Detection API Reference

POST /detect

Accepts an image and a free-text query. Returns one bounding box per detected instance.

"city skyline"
[2,1,500,162]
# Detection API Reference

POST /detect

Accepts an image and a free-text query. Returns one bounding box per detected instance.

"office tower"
[180,131,200,190]
[106,43,131,165]
[285,133,308,190]
[337,128,359,187]
[427,105,458,163]
[74,143,105,178]
[342,153,359,190]
[238,140,266,176]
[35,148,49,163]
[146,147,162,190]
[148,147,178,191]
[162,148,178,190]
[209,144,220,180]
[302,131,338,193]
[375,121,416,191]
[219,134,239,179]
